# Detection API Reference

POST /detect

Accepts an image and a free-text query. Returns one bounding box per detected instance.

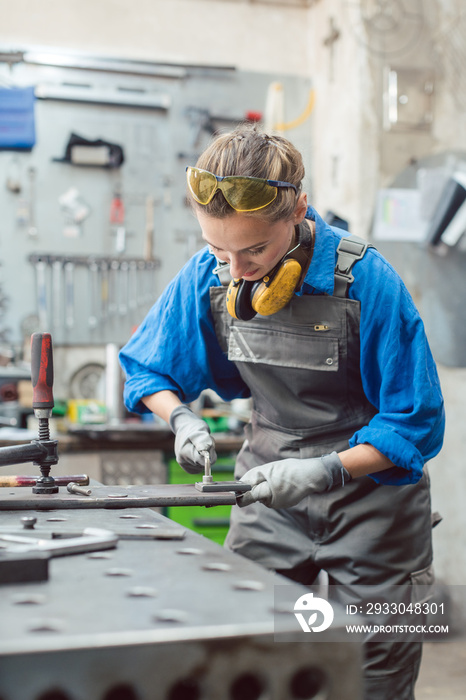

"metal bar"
[0,484,237,511]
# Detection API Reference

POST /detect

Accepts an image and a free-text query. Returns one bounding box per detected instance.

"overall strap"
[213,260,231,286]
[334,235,373,298]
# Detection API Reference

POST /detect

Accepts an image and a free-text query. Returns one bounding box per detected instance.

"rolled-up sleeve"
[348,250,445,485]
[119,248,249,414]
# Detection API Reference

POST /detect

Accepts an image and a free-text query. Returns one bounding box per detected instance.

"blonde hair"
[192,124,304,222]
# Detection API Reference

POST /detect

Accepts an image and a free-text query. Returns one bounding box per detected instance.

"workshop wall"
[1,0,311,77]
[302,0,466,613]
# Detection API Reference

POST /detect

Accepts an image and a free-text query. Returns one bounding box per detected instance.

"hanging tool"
[184,107,253,149]
[119,261,129,316]
[110,185,127,253]
[108,260,119,317]
[35,258,48,330]
[5,156,22,193]
[144,195,155,260]
[128,261,138,311]
[109,186,124,222]
[51,258,62,334]
[88,259,99,329]
[27,166,38,238]
[195,452,251,494]
[64,260,75,329]
[100,260,109,321]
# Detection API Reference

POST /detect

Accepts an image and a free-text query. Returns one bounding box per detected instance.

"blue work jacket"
[120,206,445,485]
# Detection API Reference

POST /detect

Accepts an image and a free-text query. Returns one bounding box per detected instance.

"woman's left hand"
[237,452,351,509]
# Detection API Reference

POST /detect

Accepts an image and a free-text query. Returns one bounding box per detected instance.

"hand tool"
[185,107,243,149]
[144,194,154,260]
[64,260,75,329]
[0,335,58,491]
[35,258,48,330]
[88,259,99,329]
[195,452,251,494]
[0,474,89,488]
[128,261,138,311]
[100,260,109,321]
[0,527,117,556]
[119,260,129,315]
[30,333,59,493]
[109,186,125,225]
[52,258,62,333]
[27,166,38,238]
[67,482,92,497]
[110,185,131,254]
[108,260,119,316]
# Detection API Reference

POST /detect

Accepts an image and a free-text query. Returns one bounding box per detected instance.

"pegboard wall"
[0,53,313,349]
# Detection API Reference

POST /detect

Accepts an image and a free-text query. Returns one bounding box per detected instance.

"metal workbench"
[0,499,363,700]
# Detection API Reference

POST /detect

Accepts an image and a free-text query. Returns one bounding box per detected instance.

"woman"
[119,125,445,699]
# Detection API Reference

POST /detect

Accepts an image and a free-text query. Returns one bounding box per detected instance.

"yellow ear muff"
[226,279,241,319]
[251,258,302,316]
[226,278,258,321]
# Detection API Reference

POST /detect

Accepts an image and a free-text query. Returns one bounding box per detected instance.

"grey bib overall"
[209,240,434,700]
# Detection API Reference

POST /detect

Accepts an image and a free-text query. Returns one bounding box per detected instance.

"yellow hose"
[274,88,315,131]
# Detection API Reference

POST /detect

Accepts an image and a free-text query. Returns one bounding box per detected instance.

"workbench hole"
[289,667,328,699]
[102,683,139,700]
[37,690,71,700]
[230,672,265,700]
[167,679,201,700]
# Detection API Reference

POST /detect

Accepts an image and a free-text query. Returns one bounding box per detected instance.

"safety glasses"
[186,166,297,212]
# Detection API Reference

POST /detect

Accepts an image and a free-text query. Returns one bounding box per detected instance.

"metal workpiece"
[0,506,362,700]
[66,482,92,496]
[0,483,238,510]
[194,480,251,493]
[194,452,251,493]
[0,527,118,556]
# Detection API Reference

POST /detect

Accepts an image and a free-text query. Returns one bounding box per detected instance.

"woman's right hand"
[169,405,217,474]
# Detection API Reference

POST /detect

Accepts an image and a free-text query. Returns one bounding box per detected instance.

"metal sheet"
[0,483,238,511]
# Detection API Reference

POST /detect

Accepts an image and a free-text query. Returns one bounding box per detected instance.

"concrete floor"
[416,637,466,699]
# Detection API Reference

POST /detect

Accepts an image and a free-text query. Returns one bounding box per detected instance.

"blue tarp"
[0,86,36,150]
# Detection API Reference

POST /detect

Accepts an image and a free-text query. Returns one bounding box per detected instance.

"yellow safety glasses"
[186,166,297,212]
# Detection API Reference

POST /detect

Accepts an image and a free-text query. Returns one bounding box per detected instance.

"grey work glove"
[237,452,351,509]
[169,405,217,474]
